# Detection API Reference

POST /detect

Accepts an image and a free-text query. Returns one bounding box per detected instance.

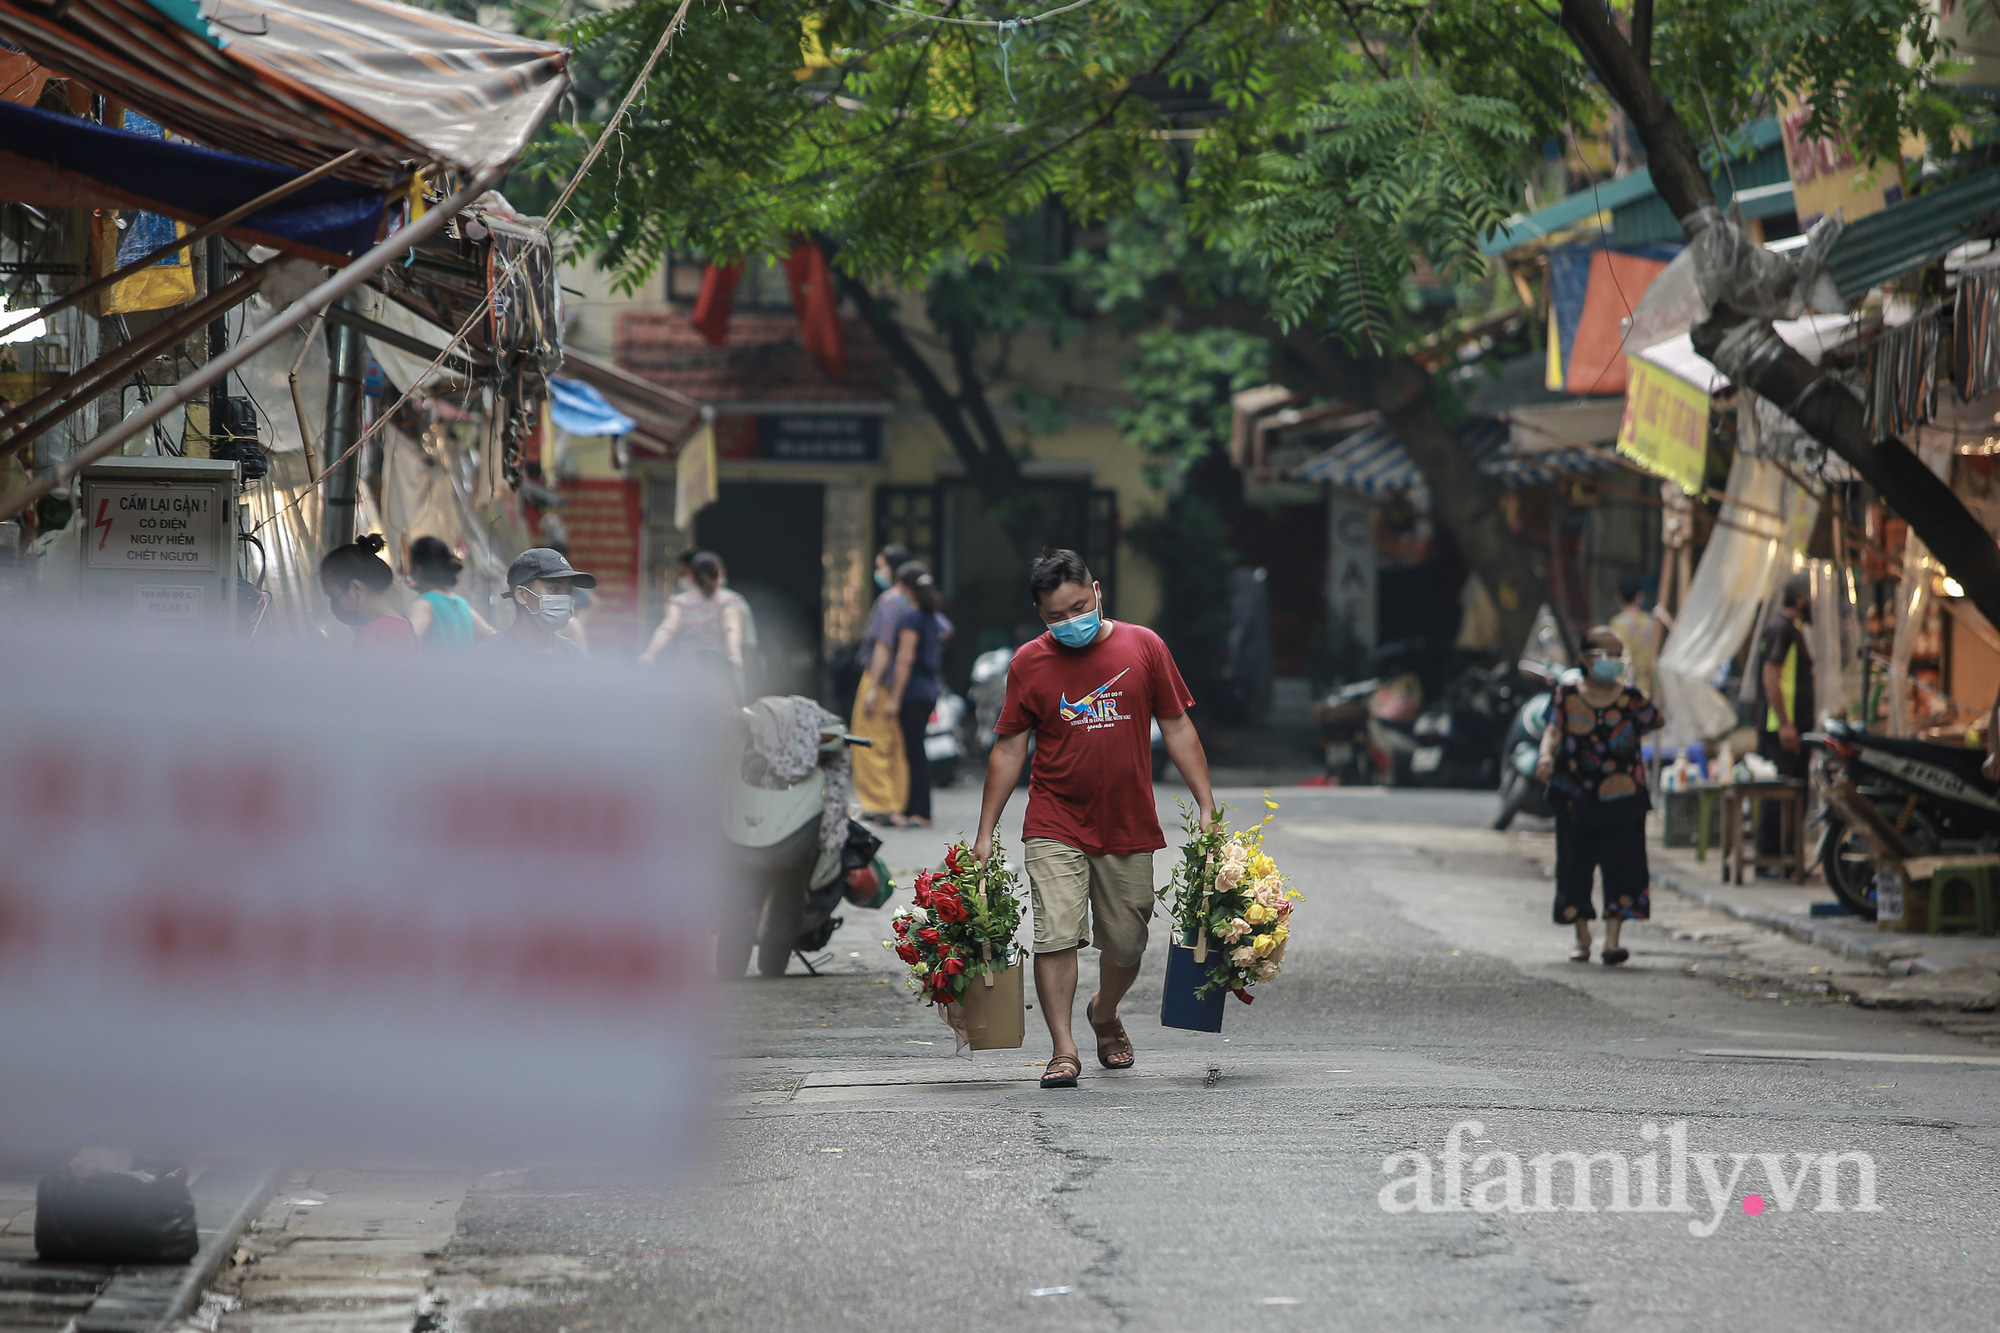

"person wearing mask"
[973,549,1217,1089]
[1535,626,1663,964]
[405,536,492,652]
[851,543,912,821]
[481,547,594,657]
[1608,574,1661,696]
[320,533,415,651]
[639,550,743,679]
[1754,573,1815,871]
[713,554,759,682]
[881,561,945,828]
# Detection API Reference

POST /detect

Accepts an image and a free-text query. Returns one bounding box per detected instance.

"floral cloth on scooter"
[748,695,852,857]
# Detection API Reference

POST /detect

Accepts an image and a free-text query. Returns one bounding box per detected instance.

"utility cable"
[858,0,1095,28]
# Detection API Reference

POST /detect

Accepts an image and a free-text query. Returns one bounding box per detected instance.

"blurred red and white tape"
[0,612,729,1166]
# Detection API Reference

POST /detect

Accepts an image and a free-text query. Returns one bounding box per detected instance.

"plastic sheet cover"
[0,0,567,181]
[1654,454,1817,747]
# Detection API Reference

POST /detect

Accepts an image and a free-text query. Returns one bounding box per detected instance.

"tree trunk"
[1202,294,1549,659]
[1558,0,2000,633]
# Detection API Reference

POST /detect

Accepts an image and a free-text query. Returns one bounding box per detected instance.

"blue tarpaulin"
[0,101,389,265]
[549,376,636,437]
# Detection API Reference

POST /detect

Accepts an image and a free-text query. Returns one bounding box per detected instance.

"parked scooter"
[925,691,968,788]
[720,698,877,978]
[968,644,1032,785]
[1492,661,1565,829]
[1408,659,1524,789]
[1814,720,2000,919]
[1493,690,1555,829]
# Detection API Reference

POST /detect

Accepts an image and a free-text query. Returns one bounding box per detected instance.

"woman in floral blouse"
[1534,626,1663,965]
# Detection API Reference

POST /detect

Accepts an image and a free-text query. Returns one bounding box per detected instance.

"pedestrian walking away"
[971,549,1217,1089]
[320,533,415,652]
[1535,625,1663,965]
[852,542,913,820]
[640,550,743,686]
[483,547,594,658]
[405,535,493,652]
[884,560,944,827]
[1754,573,1814,868]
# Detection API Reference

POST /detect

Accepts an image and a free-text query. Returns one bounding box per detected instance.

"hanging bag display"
[955,860,1025,1050]
[1160,849,1228,1033]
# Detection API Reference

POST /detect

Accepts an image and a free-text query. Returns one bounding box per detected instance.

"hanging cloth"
[1865,308,1940,443]
[691,261,742,346]
[783,241,848,380]
[1956,260,2000,402]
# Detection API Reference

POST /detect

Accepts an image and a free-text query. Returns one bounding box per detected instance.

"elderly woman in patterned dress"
[1535,626,1663,966]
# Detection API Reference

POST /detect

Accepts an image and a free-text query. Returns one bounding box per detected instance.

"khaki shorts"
[1025,838,1156,967]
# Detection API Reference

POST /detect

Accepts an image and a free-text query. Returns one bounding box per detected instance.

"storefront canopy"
[1294,418,1618,501]
[0,99,387,264]
[0,0,567,183]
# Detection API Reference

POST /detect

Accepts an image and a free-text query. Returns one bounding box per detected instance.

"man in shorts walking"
[972,550,1217,1089]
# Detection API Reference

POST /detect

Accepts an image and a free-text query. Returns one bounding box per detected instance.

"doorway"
[696,481,825,697]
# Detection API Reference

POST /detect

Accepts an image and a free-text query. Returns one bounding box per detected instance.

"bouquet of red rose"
[884,839,1023,1044]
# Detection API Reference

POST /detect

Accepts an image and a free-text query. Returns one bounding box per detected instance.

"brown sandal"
[1040,1054,1080,1089]
[1087,995,1135,1070]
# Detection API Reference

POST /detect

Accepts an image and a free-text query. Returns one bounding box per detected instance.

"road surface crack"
[1028,1110,1129,1325]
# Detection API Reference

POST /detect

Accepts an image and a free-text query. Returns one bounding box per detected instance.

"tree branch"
[1556,0,1710,222]
[1630,0,1652,71]
[946,318,1014,462]
[827,254,1022,499]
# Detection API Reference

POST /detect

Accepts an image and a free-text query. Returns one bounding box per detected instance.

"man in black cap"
[482,547,596,656]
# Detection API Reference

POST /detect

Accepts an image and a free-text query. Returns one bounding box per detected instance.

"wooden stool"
[1718,780,1806,884]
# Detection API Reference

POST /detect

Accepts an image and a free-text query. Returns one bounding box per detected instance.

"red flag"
[690,261,742,346]
[783,242,847,380]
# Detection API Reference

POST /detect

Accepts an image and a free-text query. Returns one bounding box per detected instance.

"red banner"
[558,478,642,652]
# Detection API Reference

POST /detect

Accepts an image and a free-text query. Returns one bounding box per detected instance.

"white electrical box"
[77,456,240,628]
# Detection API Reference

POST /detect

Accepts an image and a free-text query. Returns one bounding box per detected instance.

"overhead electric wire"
[857,0,1096,27]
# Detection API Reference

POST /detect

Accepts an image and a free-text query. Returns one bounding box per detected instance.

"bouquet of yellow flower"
[1164,797,1297,1001]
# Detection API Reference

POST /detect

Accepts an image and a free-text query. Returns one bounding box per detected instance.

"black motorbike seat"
[1844,729,1993,782]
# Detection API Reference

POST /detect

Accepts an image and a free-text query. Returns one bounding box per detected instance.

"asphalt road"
[449,785,2000,1332]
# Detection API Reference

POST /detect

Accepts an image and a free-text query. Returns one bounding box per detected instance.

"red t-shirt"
[994,621,1193,856]
[357,615,417,652]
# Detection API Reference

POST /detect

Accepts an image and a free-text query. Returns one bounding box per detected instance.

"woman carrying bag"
[1535,625,1663,965]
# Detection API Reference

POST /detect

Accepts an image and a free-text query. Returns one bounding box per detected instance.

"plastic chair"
[1927,863,1997,936]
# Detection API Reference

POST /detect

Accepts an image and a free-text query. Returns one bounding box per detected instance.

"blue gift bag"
[1160,938,1227,1032]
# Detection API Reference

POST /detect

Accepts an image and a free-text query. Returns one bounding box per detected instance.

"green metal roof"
[1826,167,2000,298]
[1484,119,1792,255]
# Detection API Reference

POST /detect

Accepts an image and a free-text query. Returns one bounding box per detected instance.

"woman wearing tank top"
[406,536,493,652]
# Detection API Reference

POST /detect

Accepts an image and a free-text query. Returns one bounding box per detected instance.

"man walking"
[482,547,595,657]
[971,550,1217,1089]
[1753,573,1814,868]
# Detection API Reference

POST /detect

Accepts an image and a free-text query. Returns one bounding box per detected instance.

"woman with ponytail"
[405,535,492,652]
[319,533,416,651]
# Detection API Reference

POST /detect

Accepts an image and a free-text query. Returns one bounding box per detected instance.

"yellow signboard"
[1618,355,1709,494]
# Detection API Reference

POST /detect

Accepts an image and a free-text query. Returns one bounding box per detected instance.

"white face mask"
[522,589,574,630]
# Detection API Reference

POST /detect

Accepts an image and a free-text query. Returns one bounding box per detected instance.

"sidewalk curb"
[74,1160,284,1333]
[1656,871,1945,976]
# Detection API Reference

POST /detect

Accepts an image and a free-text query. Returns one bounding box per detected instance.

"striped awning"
[1294,418,1618,498]
[0,0,567,184]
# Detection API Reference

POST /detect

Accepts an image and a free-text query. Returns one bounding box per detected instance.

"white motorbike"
[721,701,872,978]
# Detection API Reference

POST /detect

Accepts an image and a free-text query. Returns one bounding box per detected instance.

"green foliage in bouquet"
[884,837,1023,1007]
[1165,797,1296,1000]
